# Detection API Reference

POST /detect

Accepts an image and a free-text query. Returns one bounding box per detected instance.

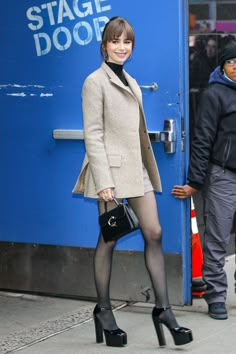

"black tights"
[94,192,178,329]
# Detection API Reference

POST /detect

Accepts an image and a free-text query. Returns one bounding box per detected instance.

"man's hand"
[171,185,197,199]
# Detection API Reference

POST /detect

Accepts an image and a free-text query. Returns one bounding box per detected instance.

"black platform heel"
[93,305,127,347]
[152,307,193,346]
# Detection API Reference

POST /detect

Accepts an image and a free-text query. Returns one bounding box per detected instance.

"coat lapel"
[102,62,124,89]
[123,71,143,107]
[101,62,143,107]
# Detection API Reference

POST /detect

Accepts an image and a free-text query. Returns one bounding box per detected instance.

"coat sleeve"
[82,75,115,194]
[188,87,222,188]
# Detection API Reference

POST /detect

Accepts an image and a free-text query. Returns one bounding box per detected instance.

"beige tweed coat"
[72,62,162,199]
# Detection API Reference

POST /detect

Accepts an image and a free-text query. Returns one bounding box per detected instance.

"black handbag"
[99,198,139,242]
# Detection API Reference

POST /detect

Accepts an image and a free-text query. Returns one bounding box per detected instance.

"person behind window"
[190,35,218,90]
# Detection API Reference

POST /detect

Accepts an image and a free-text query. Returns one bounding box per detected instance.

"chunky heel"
[93,305,127,347]
[152,315,166,346]
[94,315,104,343]
[152,307,193,346]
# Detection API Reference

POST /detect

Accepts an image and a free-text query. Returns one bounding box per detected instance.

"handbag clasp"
[108,216,117,227]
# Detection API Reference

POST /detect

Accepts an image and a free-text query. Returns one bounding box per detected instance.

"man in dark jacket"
[172,42,236,320]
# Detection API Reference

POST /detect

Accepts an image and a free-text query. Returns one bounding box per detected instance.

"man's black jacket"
[188,68,236,190]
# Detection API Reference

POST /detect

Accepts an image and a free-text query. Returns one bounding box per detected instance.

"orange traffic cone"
[191,197,206,297]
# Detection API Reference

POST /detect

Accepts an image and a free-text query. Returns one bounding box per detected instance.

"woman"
[73,16,193,348]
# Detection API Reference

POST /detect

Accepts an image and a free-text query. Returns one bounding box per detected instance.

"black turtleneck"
[106,61,128,86]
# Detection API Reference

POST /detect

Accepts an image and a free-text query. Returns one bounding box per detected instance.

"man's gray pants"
[202,164,236,304]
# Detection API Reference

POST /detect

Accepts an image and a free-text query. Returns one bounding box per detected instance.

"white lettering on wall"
[73,21,93,45]
[58,0,75,24]
[93,16,108,41]
[26,0,112,56]
[53,27,72,50]
[34,33,52,56]
[27,7,44,30]
[73,0,93,17]
[41,2,57,25]
[94,0,111,13]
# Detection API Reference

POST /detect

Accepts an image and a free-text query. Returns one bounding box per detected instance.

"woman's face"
[105,31,133,65]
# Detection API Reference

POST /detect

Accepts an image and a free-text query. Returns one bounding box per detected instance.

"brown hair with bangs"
[100,17,135,59]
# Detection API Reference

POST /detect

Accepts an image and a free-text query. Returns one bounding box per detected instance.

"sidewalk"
[0,255,235,354]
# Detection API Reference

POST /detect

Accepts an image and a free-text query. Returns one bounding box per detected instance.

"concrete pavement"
[0,255,235,354]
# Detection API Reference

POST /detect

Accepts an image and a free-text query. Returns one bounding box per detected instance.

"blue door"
[0,1,190,304]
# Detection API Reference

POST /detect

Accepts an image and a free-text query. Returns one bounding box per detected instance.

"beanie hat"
[220,41,236,69]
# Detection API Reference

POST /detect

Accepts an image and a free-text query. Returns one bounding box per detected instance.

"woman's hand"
[171,185,197,199]
[99,188,115,202]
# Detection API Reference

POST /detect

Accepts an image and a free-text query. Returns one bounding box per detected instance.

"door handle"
[53,119,176,154]
[139,82,158,91]
[160,119,176,153]
[149,119,176,154]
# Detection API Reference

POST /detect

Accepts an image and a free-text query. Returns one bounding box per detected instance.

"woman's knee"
[97,233,116,249]
[143,225,162,243]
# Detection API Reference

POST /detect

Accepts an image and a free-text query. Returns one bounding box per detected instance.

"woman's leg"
[94,199,120,330]
[128,192,178,327]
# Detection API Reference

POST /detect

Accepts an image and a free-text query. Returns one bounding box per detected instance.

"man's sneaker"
[208,302,228,320]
